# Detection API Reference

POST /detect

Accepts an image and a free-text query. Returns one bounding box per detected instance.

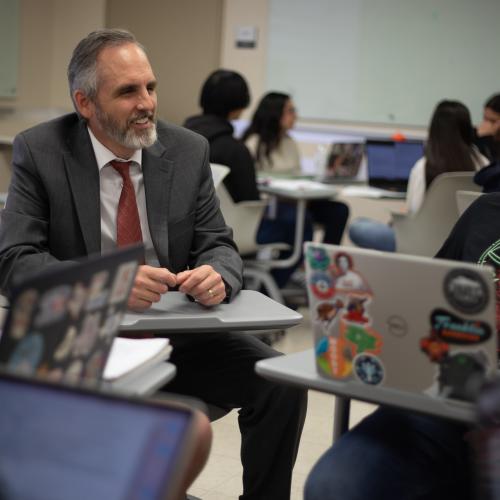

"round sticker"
[443,269,489,314]
[310,272,334,299]
[353,353,384,385]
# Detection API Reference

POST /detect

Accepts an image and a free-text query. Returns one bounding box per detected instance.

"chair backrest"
[215,183,267,256]
[210,163,230,190]
[456,190,484,216]
[393,171,479,257]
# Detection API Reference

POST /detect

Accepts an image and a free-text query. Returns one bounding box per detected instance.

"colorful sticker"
[84,351,106,380]
[443,269,489,314]
[437,350,488,401]
[67,282,88,320]
[344,324,382,353]
[353,353,384,385]
[54,326,77,361]
[430,308,492,344]
[310,272,334,299]
[316,300,344,332]
[85,271,110,311]
[343,297,370,324]
[34,286,72,328]
[7,334,44,375]
[100,308,123,338]
[72,312,102,357]
[420,336,450,363]
[64,360,84,383]
[109,262,137,304]
[316,336,354,378]
[330,252,371,294]
[307,246,330,271]
[10,289,38,340]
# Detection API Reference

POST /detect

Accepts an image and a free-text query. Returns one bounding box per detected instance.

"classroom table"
[120,290,303,334]
[255,349,477,442]
[258,179,340,269]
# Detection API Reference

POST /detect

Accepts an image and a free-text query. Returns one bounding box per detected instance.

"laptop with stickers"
[0,245,143,387]
[0,370,198,500]
[304,242,498,403]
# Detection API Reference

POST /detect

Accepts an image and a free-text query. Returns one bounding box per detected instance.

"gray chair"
[456,189,484,216]
[392,172,479,257]
[210,164,290,304]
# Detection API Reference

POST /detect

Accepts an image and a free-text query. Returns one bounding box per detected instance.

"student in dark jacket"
[184,70,313,287]
[184,71,259,202]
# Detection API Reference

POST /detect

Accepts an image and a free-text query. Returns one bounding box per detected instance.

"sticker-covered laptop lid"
[304,242,497,402]
[0,245,143,386]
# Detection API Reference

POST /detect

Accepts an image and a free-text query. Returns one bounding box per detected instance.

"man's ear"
[73,90,93,120]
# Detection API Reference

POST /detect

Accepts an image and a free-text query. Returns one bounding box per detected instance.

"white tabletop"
[256,349,476,424]
[120,290,303,333]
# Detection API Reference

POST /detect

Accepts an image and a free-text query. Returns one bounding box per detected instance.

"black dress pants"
[164,331,308,500]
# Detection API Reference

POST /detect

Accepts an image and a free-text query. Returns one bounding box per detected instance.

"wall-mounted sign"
[235,26,258,49]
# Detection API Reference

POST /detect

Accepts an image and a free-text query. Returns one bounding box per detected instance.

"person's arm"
[405,158,426,215]
[223,142,260,202]
[186,141,243,301]
[0,133,68,295]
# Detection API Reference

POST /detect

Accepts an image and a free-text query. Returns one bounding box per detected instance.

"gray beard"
[95,106,157,150]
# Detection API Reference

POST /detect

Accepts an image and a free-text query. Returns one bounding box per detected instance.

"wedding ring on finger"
[208,288,214,298]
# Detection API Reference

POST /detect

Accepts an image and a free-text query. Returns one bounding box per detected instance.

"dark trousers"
[164,332,308,500]
[304,407,472,500]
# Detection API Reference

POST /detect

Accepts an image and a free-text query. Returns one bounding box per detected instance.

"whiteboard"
[0,0,19,98]
[267,0,500,127]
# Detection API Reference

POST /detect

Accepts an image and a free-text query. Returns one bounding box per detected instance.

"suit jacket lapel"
[64,122,101,255]
[142,141,174,266]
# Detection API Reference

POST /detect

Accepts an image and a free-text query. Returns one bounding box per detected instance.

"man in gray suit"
[0,29,306,500]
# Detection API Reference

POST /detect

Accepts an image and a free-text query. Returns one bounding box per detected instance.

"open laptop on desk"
[366,139,424,192]
[0,245,143,387]
[316,142,367,185]
[0,370,198,500]
[304,242,497,404]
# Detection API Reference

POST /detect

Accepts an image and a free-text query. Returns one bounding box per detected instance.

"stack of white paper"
[103,337,172,381]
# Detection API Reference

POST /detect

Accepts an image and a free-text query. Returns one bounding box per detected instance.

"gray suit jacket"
[0,113,243,297]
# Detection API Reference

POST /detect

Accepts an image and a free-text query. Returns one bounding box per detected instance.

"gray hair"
[67,29,145,112]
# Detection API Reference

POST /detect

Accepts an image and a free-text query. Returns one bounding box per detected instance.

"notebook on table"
[0,370,198,500]
[0,245,143,387]
[304,242,497,403]
[366,139,424,192]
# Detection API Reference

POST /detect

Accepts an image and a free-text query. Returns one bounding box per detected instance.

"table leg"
[333,396,351,442]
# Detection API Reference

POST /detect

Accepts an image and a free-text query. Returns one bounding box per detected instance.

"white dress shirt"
[87,128,160,266]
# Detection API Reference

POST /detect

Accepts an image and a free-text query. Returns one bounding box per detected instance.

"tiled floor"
[188,306,377,500]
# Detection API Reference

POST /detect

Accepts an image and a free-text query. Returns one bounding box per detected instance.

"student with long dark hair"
[242,92,350,246]
[184,72,313,288]
[349,100,489,251]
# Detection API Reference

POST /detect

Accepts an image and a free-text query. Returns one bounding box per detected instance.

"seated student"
[0,31,307,500]
[184,71,313,288]
[304,191,500,500]
[474,93,500,162]
[242,92,350,247]
[349,100,489,252]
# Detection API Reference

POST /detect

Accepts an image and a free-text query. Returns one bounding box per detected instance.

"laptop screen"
[366,140,424,190]
[0,374,193,500]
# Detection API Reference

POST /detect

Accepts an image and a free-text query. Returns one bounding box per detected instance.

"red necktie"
[110,160,143,248]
